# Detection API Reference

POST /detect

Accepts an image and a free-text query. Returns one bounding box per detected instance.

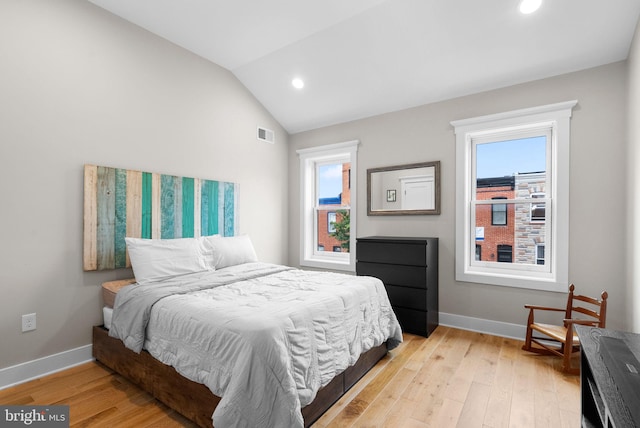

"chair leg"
[522,329,531,351]
[562,347,573,372]
[522,311,534,351]
[561,329,580,374]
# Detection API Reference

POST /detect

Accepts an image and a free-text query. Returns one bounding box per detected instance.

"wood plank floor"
[0,326,580,427]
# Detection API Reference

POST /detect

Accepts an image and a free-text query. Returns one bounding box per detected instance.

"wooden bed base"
[93,326,388,427]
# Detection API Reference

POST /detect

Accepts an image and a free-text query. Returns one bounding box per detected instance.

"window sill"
[456,269,566,292]
[300,257,354,273]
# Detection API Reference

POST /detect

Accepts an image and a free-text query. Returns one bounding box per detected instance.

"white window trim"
[297,140,359,272]
[451,101,576,292]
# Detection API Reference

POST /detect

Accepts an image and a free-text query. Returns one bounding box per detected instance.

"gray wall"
[627,19,640,333]
[289,61,629,331]
[0,0,289,369]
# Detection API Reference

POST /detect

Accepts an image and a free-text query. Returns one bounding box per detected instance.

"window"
[536,243,545,265]
[497,245,513,263]
[530,192,545,222]
[491,197,507,225]
[297,141,359,271]
[452,101,576,292]
[327,212,337,233]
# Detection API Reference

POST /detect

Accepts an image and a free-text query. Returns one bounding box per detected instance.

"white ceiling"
[88,0,640,134]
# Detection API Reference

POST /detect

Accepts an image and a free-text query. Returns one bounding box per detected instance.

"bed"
[93,235,402,428]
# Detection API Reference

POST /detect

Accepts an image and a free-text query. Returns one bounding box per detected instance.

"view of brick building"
[475,172,545,264]
[317,163,351,252]
[475,176,515,262]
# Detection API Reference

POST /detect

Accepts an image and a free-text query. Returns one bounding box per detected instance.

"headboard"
[83,164,238,271]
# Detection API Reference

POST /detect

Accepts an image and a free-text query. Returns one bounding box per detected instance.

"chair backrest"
[564,284,608,328]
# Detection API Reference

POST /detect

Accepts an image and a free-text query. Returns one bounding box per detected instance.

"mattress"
[102,307,113,330]
[107,262,402,428]
[102,278,136,308]
[102,279,134,330]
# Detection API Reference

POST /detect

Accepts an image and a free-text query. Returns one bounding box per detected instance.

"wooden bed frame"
[93,326,388,427]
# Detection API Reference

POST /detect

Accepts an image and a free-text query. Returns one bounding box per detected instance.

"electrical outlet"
[22,313,36,332]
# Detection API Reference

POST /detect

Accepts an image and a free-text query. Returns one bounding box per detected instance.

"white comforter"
[109,262,402,428]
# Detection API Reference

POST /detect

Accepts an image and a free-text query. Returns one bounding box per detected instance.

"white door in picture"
[401,176,434,210]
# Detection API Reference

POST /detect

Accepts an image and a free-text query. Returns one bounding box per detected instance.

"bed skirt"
[92,326,388,427]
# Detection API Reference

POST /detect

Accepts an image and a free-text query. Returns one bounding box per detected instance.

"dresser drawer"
[384,284,426,311]
[357,261,427,289]
[357,241,428,266]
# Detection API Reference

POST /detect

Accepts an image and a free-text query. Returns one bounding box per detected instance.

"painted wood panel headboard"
[83,164,238,271]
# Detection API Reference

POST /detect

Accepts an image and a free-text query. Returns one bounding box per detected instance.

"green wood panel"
[141,172,152,239]
[114,168,127,268]
[96,166,116,270]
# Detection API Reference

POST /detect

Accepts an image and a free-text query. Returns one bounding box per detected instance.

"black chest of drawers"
[356,236,438,337]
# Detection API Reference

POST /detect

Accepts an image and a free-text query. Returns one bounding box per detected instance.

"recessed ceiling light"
[292,78,304,89]
[519,0,542,14]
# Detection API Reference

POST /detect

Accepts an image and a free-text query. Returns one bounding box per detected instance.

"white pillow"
[202,235,258,269]
[199,234,220,270]
[125,237,211,285]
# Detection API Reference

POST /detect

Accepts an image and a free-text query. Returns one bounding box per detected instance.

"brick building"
[317,163,351,252]
[475,176,515,262]
[475,173,546,264]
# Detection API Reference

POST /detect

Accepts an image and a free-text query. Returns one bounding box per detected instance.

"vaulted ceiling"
[88,0,640,134]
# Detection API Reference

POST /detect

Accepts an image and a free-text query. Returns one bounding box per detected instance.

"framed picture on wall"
[387,189,396,202]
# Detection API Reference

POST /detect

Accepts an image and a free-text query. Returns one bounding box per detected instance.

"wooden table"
[576,325,640,427]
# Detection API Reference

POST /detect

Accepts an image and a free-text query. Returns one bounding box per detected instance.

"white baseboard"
[440,312,527,341]
[0,344,94,390]
[0,314,524,390]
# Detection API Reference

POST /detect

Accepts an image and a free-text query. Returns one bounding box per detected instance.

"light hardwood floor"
[0,326,580,427]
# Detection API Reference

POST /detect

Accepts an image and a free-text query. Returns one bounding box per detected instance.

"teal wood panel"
[224,182,234,237]
[200,180,209,236]
[160,174,175,239]
[201,180,219,236]
[173,176,183,239]
[84,165,237,270]
[141,172,152,239]
[182,177,194,238]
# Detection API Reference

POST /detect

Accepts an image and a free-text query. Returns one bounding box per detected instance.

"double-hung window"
[297,141,359,271]
[452,101,576,292]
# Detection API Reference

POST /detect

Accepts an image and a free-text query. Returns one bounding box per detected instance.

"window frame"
[297,140,359,272]
[452,101,576,292]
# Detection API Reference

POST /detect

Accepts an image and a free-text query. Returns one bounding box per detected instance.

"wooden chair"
[522,284,608,374]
